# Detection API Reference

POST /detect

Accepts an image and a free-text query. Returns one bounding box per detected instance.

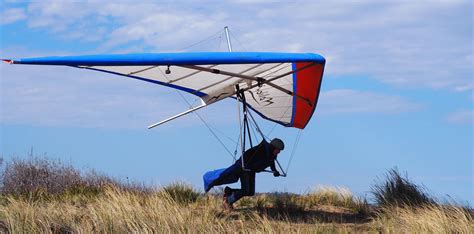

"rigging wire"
[178,29,224,52]
[242,95,301,176]
[197,119,239,145]
[247,109,268,141]
[188,103,236,160]
[245,107,301,177]
[228,28,250,51]
[235,96,243,160]
[216,35,223,52]
[248,118,259,143]
[233,123,243,161]
[157,67,236,160]
[285,129,302,174]
[162,27,305,173]
[264,101,299,175]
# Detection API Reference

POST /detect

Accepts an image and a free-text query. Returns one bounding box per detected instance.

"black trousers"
[227,171,255,205]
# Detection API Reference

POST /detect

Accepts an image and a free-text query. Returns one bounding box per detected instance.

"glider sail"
[3,52,325,129]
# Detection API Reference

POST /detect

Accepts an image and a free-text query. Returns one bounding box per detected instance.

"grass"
[373,204,472,233]
[304,186,369,213]
[371,168,435,207]
[162,182,200,205]
[0,156,472,232]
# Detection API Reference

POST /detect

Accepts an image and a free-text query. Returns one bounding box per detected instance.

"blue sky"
[1,1,472,203]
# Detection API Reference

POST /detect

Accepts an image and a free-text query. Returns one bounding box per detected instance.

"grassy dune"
[0,157,472,232]
[374,204,472,233]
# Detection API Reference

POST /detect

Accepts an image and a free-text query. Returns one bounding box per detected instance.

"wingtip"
[2,59,14,64]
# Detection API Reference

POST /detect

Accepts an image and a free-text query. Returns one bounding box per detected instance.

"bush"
[0,156,148,200]
[371,168,435,207]
[270,192,304,214]
[161,182,200,205]
[1,157,83,196]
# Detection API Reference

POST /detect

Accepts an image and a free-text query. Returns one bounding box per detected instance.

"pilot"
[204,138,284,209]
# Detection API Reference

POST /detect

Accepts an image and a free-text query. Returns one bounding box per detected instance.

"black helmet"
[270,138,284,150]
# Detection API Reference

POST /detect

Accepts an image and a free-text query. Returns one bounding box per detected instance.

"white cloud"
[101,12,221,51]
[0,1,472,128]
[454,83,474,92]
[446,109,473,125]
[0,65,189,129]
[1,8,26,24]
[318,89,423,115]
[8,1,469,92]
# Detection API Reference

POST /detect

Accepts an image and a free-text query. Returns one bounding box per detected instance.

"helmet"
[270,138,285,150]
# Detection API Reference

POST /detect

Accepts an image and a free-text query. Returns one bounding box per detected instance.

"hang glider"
[3,52,325,129]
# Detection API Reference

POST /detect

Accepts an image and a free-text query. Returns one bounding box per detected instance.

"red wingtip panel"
[2,59,13,64]
[292,62,325,129]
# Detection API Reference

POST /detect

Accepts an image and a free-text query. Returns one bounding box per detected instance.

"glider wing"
[3,52,325,129]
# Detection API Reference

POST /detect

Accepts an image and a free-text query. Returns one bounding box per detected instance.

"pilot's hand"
[273,171,280,177]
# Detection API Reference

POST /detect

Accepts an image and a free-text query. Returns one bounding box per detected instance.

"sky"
[0,1,472,203]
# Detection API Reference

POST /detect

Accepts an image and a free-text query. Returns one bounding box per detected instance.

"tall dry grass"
[0,185,369,232]
[239,186,368,212]
[371,168,434,207]
[370,168,473,232]
[3,184,469,233]
[0,157,471,232]
[373,204,473,233]
[304,186,369,212]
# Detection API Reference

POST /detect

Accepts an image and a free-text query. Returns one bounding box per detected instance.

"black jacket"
[235,140,277,173]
